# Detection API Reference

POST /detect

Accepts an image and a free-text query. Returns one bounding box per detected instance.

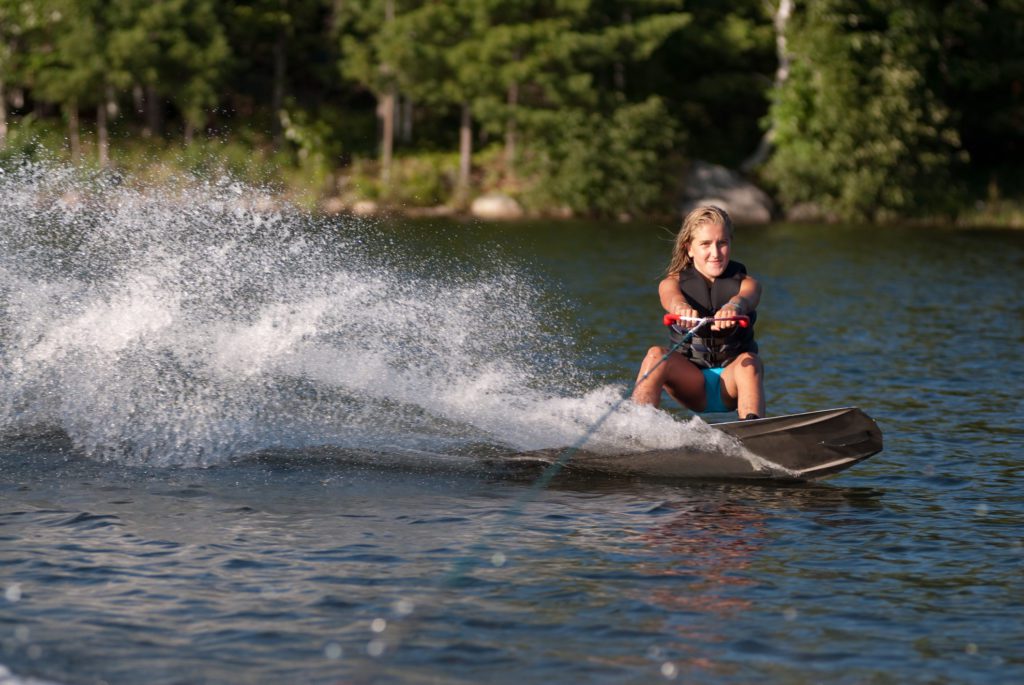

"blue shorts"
[700,367,731,413]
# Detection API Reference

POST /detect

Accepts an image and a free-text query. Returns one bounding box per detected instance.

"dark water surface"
[1,172,1022,684]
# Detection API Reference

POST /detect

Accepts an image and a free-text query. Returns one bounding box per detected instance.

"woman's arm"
[714,275,762,329]
[732,275,762,313]
[658,276,698,321]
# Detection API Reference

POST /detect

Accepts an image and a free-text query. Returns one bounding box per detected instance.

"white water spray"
[0,161,739,467]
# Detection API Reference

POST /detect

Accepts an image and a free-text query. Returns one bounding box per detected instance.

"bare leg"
[720,352,765,418]
[631,346,707,410]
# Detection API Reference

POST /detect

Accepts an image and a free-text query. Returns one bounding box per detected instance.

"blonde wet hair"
[666,205,734,276]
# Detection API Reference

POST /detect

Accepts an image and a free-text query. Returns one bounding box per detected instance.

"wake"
[0,161,732,466]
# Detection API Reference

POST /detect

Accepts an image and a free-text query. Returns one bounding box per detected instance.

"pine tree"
[30,0,112,162]
[0,0,40,149]
[497,0,689,215]
[110,0,229,143]
[336,0,421,188]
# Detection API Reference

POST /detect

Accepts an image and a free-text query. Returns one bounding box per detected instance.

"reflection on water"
[632,498,764,679]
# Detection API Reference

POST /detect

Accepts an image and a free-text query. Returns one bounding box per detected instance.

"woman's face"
[687,222,731,281]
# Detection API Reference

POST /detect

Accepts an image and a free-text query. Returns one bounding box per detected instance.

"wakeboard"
[503,407,882,482]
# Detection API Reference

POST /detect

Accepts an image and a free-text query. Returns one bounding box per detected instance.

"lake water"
[1,165,1022,684]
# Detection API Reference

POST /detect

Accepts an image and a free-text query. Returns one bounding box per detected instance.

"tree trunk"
[378,0,396,187]
[378,89,395,187]
[146,84,162,138]
[272,29,287,147]
[97,100,108,167]
[457,102,472,202]
[614,11,631,92]
[504,81,519,172]
[741,0,792,173]
[134,85,148,137]
[0,79,7,150]
[66,100,80,162]
[400,95,413,143]
[184,118,195,145]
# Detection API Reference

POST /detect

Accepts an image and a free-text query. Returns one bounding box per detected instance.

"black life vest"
[669,261,758,368]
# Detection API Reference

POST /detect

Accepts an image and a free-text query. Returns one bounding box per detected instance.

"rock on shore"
[680,160,774,225]
[470,193,524,220]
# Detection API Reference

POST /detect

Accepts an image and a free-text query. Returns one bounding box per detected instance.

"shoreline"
[4,152,1023,230]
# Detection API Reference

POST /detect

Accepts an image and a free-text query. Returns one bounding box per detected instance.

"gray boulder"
[471,193,524,220]
[680,160,774,225]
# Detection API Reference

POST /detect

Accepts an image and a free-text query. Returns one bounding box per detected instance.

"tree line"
[0,0,1020,221]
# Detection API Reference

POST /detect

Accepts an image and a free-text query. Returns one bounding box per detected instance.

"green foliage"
[0,116,63,165]
[343,153,457,206]
[933,1,1024,201]
[30,0,110,107]
[1,0,1019,222]
[386,153,458,206]
[764,1,964,221]
[520,97,679,217]
[124,0,229,129]
[173,139,287,186]
[279,107,339,182]
[0,0,44,89]
[654,0,774,165]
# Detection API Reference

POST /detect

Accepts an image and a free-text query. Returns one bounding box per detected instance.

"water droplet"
[783,607,798,621]
[324,643,343,660]
[371,618,387,633]
[660,662,678,679]
[491,551,506,567]
[27,645,42,660]
[965,643,979,655]
[647,646,665,660]
[393,599,415,616]
[5,584,22,602]
[367,639,385,657]
[975,504,989,516]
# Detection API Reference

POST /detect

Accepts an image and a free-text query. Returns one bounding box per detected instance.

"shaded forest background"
[1,0,1021,223]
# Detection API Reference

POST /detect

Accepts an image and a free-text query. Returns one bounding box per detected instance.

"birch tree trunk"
[741,0,792,172]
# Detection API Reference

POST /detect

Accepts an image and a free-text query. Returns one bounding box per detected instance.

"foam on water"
[0,161,739,467]
[0,663,65,685]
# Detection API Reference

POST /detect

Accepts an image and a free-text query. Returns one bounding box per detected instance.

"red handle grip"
[663,313,750,328]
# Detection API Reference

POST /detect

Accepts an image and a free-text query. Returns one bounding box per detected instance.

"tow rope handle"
[663,313,750,328]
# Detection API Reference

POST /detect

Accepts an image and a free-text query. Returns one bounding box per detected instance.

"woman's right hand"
[672,302,699,326]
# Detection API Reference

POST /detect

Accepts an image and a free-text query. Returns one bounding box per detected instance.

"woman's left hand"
[712,304,740,330]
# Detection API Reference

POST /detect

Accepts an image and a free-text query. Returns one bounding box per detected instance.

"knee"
[640,346,669,373]
[644,346,668,362]
[734,352,763,377]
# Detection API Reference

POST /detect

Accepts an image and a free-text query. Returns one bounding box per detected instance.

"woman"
[631,205,765,419]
